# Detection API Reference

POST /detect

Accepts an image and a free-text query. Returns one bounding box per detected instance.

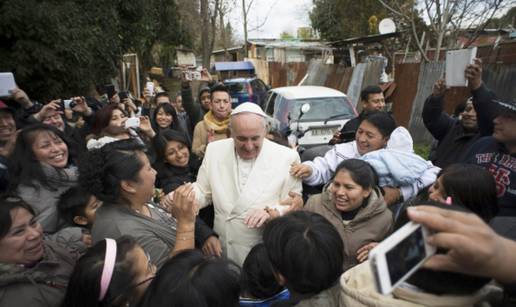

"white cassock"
[193,138,302,266]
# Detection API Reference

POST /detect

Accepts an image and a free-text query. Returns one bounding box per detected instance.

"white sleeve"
[399,165,440,201]
[303,145,344,186]
[193,147,213,209]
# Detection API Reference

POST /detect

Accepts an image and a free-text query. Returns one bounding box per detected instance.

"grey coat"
[0,241,76,307]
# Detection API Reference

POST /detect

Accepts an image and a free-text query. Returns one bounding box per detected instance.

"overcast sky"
[228,0,314,40]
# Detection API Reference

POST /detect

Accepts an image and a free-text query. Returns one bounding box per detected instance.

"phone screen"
[385,226,426,286]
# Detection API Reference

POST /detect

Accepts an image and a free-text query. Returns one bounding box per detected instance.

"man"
[192,83,232,158]
[172,92,193,142]
[0,101,17,192]
[192,102,303,266]
[422,79,479,168]
[30,98,93,152]
[329,85,385,145]
[181,68,214,128]
[464,58,516,216]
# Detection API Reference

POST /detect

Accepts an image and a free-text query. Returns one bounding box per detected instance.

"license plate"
[232,98,238,103]
[311,128,336,136]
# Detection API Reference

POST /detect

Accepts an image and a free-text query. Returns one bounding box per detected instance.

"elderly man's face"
[231,113,266,160]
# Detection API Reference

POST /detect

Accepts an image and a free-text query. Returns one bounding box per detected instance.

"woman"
[62,236,155,307]
[291,112,439,205]
[263,211,344,307]
[79,139,217,268]
[239,243,290,307]
[138,249,240,307]
[8,124,78,234]
[0,197,77,307]
[305,159,393,270]
[153,129,201,194]
[150,103,180,134]
[87,104,155,151]
[428,163,498,221]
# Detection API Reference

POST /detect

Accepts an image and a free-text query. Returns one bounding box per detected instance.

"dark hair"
[198,86,211,99]
[154,92,170,102]
[395,200,492,295]
[153,129,190,162]
[8,124,74,191]
[79,139,146,204]
[151,103,179,132]
[57,187,93,226]
[438,164,498,221]
[91,104,126,136]
[62,236,140,307]
[241,243,283,299]
[210,83,230,99]
[0,197,35,239]
[359,111,397,138]
[334,159,378,190]
[138,249,240,307]
[360,85,383,102]
[263,211,343,296]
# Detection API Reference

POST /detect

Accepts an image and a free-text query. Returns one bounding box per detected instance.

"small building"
[211,46,246,63]
[247,39,334,64]
[176,48,196,66]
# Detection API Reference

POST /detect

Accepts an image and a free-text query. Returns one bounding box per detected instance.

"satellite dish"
[379,18,396,34]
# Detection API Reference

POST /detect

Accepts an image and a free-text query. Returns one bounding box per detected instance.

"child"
[56,186,102,253]
[240,243,290,307]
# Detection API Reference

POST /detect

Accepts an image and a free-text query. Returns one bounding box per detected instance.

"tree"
[200,0,220,68]
[310,0,391,41]
[377,0,510,61]
[241,0,278,54]
[0,0,186,101]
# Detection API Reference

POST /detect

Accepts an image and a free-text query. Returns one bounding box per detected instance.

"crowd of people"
[0,59,515,307]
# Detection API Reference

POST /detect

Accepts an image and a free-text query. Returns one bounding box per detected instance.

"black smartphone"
[119,91,128,100]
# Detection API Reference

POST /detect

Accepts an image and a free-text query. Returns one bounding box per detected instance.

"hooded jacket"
[303,127,440,201]
[305,186,393,270]
[340,261,497,307]
[0,241,76,307]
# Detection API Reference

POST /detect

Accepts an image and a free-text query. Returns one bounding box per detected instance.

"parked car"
[263,86,357,147]
[223,77,270,108]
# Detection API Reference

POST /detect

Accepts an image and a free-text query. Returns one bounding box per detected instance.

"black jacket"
[422,94,480,169]
[154,154,202,194]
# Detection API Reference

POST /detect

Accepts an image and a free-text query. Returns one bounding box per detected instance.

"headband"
[99,238,117,301]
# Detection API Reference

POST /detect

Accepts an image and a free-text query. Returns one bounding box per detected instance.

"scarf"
[203,111,230,134]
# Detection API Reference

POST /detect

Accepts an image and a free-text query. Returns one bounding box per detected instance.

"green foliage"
[310,0,390,41]
[0,0,186,101]
[280,31,295,40]
[414,143,431,160]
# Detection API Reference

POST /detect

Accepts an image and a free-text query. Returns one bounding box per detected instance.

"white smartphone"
[0,72,16,97]
[146,81,154,95]
[369,221,436,295]
[125,117,140,129]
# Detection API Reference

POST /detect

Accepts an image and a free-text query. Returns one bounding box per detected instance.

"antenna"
[379,18,396,34]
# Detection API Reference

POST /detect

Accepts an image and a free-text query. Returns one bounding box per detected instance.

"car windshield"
[224,82,247,94]
[274,96,355,125]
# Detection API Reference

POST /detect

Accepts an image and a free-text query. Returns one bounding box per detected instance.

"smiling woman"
[8,124,78,234]
[0,197,77,307]
[304,159,393,270]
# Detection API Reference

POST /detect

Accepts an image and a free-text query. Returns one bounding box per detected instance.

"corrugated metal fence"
[264,41,516,144]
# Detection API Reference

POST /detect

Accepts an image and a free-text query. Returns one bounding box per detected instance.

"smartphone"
[146,82,154,95]
[63,99,75,109]
[369,221,436,295]
[124,117,140,129]
[0,72,16,97]
[105,84,116,99]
